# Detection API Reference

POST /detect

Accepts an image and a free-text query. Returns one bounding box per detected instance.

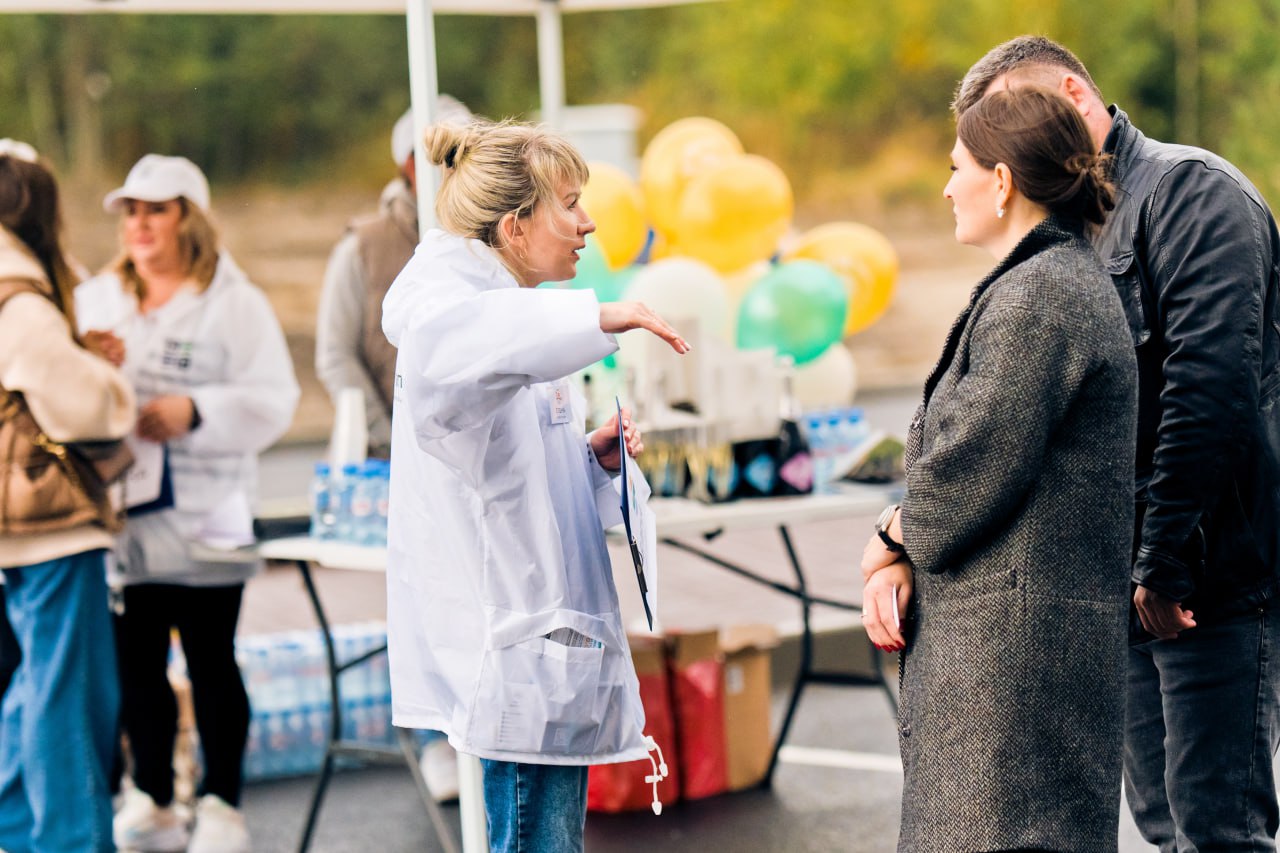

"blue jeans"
[0,549,119,853]
[481,759,588,853]
[1125,605,1280,852]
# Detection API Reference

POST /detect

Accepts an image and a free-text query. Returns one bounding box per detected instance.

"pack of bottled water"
[800,407,873,493]
[309,459,390,546]
[234,622,396,781]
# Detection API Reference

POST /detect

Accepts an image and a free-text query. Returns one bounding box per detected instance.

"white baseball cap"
[0,139,38,163]
[103,154,211,214]
[391,94,473,167]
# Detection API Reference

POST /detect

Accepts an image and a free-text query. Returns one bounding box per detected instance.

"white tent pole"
[536,0,566,128]
[406,0,440,239]
[403,17,492,850]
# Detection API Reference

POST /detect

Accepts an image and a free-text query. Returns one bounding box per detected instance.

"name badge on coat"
[550,380,571,425]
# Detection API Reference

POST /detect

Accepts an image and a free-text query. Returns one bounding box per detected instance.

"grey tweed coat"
[896,217,1137,852]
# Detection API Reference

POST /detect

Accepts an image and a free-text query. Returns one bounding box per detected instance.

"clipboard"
[617,396,657,630]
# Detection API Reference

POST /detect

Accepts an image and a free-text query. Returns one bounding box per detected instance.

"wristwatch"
[875,504,904,553]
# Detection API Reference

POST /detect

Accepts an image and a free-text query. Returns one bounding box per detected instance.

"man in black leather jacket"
[956,36,1280,851]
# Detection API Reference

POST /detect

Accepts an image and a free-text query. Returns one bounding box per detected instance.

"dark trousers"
[115,583,250,807]
[0,587,18,697]
[1125,605,1280,852]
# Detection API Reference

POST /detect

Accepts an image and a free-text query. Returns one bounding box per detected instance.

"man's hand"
[137,395,195,443]
[1134,585,1197,640]
[589,406,642,472]
[82,329,125,367]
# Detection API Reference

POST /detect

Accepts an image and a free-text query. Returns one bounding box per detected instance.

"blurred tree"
[0,3,1276,201]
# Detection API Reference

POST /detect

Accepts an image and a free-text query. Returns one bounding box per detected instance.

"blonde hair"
[424,119,589,250]
[111,197,220,299]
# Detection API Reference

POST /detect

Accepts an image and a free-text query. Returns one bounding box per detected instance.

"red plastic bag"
[588,636,680,812]
[668,629,728,800]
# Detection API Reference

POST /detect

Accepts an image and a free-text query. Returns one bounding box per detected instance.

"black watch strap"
[875,504,904,553]
[877,526,904,553]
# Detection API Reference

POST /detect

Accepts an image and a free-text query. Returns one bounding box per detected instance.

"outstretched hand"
[599,302,691,354]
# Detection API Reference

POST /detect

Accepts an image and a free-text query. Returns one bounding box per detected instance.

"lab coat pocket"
[471,633,606,757]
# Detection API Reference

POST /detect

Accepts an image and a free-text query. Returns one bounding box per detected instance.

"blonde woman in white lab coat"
[383,120,688,853]
[76,155,298,853]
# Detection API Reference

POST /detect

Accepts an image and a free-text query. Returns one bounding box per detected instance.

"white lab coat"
[75,254,299,585]
[383,230,648,765]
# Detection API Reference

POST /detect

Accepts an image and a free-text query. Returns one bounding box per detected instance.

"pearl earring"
[997,206,1005,219]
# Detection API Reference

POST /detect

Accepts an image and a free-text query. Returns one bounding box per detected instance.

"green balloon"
[736,260,848,365]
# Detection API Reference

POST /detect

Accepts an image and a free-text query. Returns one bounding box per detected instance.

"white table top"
[255,484,890,572]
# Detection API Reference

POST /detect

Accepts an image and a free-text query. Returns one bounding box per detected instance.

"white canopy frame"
[0,1,715,849]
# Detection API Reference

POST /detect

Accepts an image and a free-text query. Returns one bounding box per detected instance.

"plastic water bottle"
[349,465,378,546]
[309,462,336,540]
[804,412,836,493]
[334,463,361,543]
[372,460,390,546]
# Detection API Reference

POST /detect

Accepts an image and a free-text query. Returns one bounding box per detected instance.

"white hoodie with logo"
[75,253,299,586]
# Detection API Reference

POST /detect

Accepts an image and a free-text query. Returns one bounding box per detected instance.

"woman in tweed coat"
[861,88,1138,851]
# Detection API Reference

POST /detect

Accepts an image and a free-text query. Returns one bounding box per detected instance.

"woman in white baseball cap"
[77,155,299,853]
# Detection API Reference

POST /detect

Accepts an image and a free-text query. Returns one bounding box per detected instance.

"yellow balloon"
[784,222,899,335]
[669,154,793,274]
[580,162,648,271]
[640,117,743,239]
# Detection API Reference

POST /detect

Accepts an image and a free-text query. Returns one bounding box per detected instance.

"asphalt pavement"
[235,387,1176,852]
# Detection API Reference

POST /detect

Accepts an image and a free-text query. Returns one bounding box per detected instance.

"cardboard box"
[666,629,728,799]
[720,624,778,791]
[588,634,681,812]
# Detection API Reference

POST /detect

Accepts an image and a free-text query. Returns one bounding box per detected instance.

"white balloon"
[793,343,858,409]
[620,257,731,342]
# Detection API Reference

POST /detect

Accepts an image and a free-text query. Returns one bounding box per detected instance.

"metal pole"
[1174,0,1199,146]
[406,0,440,237]
[404,6,487,850]
[535,0,565,128]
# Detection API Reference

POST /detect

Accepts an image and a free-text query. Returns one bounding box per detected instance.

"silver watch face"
[876,504,898,531]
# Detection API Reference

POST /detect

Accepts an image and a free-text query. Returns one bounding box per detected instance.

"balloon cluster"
[570,117,899,408]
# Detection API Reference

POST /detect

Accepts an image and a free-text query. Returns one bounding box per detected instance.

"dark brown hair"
[0,154,80,331]
[958,86,1114,226]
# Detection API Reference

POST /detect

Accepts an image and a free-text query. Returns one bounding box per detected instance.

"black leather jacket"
[1093,107,1280,623]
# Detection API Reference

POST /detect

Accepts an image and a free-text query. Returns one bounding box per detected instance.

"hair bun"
[424,124,473,170]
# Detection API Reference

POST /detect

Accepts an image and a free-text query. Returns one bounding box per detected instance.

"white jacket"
[75,254,299,586]
[383,230,648,765]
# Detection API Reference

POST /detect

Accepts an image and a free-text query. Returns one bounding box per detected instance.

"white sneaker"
[113,787,191,853]
[419,737,460,803]
[188,794,250,853]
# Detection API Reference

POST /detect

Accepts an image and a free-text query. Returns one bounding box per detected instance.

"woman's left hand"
[589,406,642,472]
[862,559,913,652]
[137,395,195,443]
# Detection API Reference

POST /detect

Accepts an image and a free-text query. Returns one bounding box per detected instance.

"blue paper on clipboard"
[617,396,657,630]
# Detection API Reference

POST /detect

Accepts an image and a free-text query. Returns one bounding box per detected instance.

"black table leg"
[290,559,459,853]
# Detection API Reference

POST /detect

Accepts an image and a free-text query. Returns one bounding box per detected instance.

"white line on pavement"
[777,745,903,774]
